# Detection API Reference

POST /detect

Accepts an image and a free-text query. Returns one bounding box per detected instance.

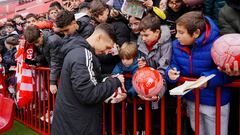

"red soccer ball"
[211,34,240,70]
[183,0,204,6]
[132,67,163,98]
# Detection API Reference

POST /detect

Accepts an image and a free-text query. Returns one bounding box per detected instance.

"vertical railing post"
[102,103,106,135]
[133,99,137,135]
[195,89,200,135]
[111,104,115,135]
[145,101,151,135]
[47,70,51,135]
[122,100,126,135]
[37,70,41,131]
[161,96,165,135]
[42,72,46,133]
[216,87,221,135]
[177,96,181,135]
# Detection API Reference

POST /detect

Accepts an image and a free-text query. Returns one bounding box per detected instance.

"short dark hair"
[4,22,14,28]
[24,25,41,43]
[25,13,37,20]
[90,0,108,18]
[49,1,62,10]
[5,36,18,45]
[176,11,206,36]
[48,7,58,14]
[55,10,75,28]
[95,23,116,43]
[13,14,24,21]
[139,13,161,32]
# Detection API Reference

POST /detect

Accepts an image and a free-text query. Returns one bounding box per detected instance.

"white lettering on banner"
[27,49,33,59]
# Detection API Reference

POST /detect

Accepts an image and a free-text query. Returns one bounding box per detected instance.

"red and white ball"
[132,67,163,98]
[211,34,240,70]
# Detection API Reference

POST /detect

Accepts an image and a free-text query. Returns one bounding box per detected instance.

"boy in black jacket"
[24,25,63,94]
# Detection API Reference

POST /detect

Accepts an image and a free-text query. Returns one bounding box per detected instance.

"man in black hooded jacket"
[51,10,126,135]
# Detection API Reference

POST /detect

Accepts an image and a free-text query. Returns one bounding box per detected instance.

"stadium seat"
[0,94,15,133]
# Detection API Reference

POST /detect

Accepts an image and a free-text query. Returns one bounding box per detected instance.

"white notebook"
[169,74,216,95]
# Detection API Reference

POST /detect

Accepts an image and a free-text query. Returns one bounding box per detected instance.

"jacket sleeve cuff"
[165,66,179,84]
[50,80,57,85]
[114,77,122,88]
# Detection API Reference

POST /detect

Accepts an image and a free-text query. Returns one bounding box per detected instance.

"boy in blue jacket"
[165,11,231,135]
[112,41,138,98]
[111,41,139,134]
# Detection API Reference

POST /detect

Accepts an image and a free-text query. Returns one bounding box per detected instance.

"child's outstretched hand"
[110,8,119,18]
[137,57,147,68]
[143,0,153,8]
[168,67,180,80]
[50,85,58,94]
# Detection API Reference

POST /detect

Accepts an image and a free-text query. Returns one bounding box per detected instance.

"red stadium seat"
[0,94,15,133]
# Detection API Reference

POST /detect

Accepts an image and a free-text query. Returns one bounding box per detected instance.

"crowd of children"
[0,0,239,134]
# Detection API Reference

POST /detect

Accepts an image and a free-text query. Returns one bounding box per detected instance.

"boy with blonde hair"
[112,41,139,98]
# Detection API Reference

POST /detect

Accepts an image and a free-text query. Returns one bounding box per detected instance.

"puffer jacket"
[204,0,226,21]
[165,17,231,106]
[35,31,63,85]
[218,3,240,35]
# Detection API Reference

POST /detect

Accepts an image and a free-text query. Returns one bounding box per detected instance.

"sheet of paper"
[121,0,145,18]
[169,74,216,95]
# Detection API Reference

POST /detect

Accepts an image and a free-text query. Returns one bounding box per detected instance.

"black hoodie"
[51,36,122,135]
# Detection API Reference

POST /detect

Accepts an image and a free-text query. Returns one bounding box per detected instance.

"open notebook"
[169,74,216,95]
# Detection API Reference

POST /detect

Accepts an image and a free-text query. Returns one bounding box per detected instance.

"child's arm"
[127,62,139,99]
[157,36,172,76]
[165,54,181,83]
[112,63,122,75]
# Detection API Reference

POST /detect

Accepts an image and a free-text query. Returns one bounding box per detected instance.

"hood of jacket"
[195,16,219,46]
[61,35,94,58]
[76,14,91,31]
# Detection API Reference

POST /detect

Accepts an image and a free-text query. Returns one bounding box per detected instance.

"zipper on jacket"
[177,44,193,75]
[189,54,192,75]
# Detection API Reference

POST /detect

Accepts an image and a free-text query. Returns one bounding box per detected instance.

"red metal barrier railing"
[14,67,55,135]
[1,67,238,135]
[177,76,240,135]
